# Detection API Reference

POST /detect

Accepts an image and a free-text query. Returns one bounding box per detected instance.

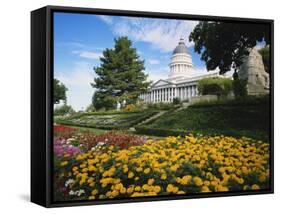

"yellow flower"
[135,186,141,192]
[91,189,98,195]
[88,165,96,172]
[181,175,192,185]
[127,186,134,194]
[166,184,174,193]
[218,167,225,174]
[144,168,151,174]
[123,165,129,173]
[177,190,185,195]
[72,166,78,171]
[251,184,260,190]
[154,185,161,193]
[142,184,150,191]
[148,178,155,185]
[80,163,87,168]
[170,164,179,172]
[128,171,134,178]
[161,174,167,180]
[193,177,203,186]
[120,187,127,194]
[201,186,211,193]
[217,185,229,192]
[166,184,178,193]
[115,183,124,190]
[60,161,68,167]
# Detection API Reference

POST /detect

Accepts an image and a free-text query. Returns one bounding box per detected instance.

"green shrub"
[147,102,175,110]
[173,97,181,105]
[54,105,75,116]
[233,78,247,98]
[198,77,233,97]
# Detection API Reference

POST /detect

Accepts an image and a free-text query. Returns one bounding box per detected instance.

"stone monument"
[238,47,270,95]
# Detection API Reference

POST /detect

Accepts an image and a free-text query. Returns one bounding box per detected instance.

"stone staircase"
[129,104,191,132]
[128,111,166,132]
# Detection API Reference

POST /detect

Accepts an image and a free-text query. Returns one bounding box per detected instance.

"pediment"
[152,79,173,87]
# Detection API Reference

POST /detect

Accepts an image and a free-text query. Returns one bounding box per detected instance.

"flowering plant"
[54,134,270,201]
[78,131,147,150]
[54,124,77,138]
[54,137,82,157]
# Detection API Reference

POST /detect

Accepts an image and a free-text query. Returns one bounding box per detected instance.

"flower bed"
[54,124,77,138]
[53,134,270,201]
[55,110,159,130]
[78,131,147,150]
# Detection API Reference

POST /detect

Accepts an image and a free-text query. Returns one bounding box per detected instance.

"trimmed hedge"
[135,126,188,137]
[190,95,269,108]
[135,125,268,141]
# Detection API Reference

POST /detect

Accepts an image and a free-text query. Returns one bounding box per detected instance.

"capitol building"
[139,38,220,103]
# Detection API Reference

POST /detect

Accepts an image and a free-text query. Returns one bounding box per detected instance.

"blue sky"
[54,12,210,110]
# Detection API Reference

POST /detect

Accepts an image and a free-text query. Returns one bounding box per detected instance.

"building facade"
[140,39,219,103]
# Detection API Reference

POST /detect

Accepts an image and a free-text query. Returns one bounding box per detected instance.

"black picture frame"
[31,5,274,208]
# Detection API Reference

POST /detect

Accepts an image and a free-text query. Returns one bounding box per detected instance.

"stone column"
[156,90,158,102]
[191,85,194,97]
[168,88,170,102]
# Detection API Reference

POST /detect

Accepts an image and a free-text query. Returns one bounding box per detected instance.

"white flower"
[65,179,75,187]
[77,189,85,196]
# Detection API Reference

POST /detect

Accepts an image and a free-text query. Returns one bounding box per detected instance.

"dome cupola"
[169,38,193,79]
[173,38,189,54]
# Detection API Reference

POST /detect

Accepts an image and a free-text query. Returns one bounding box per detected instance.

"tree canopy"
[54,78,68,104]
[92,37,150,110]
[189,21,270,74]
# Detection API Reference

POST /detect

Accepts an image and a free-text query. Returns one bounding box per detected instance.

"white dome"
[168,39,193,78]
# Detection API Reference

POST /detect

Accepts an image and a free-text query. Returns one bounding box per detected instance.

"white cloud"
[55,61,95,111]
[148,59,160,65]
[99,15,113,25]
[72,50,102,60]
[145,67,169,83]
[111,17,198,52]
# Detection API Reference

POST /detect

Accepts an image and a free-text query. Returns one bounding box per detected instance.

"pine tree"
[92,37,150,110]
[53,78,68,104]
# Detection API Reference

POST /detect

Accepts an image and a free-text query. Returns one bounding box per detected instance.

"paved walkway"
[129,103,191,132]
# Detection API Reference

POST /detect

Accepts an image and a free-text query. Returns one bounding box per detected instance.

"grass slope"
[138,97,270,141]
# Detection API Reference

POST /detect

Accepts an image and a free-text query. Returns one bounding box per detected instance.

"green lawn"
[136,96,270,141]
[65,125,107,135]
